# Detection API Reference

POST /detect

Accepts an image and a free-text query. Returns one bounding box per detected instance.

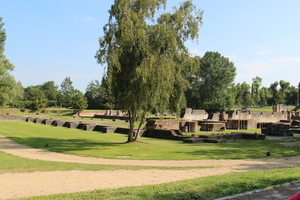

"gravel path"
[0,135,299,199]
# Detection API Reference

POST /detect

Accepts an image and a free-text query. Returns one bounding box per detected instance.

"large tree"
[96,0,203,142]
[0,17,19,107]
[196,51,236,113]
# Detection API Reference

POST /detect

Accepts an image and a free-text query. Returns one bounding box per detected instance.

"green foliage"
[0,151,205,174]
[188,51,236,112]
[59,77,75,107]
[234,82,251,107]
[24,86,46,101]
[96,0,203,142]
[72,89,88,113]
[85,79,111,109]
[251,76,262,105]
[29,99,47,111]
[0,17,21,107]
[40,81,59,101]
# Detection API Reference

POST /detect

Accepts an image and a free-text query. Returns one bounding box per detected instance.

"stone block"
[68,123,79,129]
[44,119,54,125]
[34,118,44,123]
[83,124,96,131]
[53,121,66,127]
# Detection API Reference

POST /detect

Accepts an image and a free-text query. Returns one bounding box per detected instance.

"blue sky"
[1,0,300,92]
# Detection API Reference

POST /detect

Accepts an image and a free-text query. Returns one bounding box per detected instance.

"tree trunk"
[127,110,135,143]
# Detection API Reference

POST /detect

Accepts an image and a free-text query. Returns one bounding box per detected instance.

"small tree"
[251,76,262,105]
[96,0,203,142]
[59,77,75,108]
[72,89,88,114]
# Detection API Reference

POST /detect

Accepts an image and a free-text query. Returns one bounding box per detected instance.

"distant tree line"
[1,16,299,115]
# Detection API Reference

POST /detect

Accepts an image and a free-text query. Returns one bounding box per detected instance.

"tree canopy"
[96,0,203,142]
[59,77,75,108]
[0,17,19,107]
[190,51,236,113]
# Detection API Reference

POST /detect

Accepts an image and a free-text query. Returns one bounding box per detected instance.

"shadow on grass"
[2,136,123,153]
[174,140,300,159]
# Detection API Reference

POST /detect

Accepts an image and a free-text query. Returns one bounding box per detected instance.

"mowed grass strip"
[24,167,300,200]
[1,121,300,160]
[0,151,208,174]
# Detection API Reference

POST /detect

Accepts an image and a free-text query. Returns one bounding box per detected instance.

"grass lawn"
[1,121,300,160]
[24,167,300,200]
[0,151,208,174]
[1,113,300,200]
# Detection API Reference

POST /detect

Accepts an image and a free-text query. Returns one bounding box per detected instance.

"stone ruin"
[3,104,299,145]
[180,105,299,132]
[142,104,300,142]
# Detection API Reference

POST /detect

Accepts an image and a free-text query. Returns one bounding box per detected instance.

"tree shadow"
[173,140,300,160]
[2,136,122,153]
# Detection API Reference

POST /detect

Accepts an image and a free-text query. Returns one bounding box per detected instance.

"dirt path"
[0,135,299,200]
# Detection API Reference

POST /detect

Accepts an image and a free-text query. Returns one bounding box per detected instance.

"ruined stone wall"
[0,115,26,121]
[78,111,105,117]
[145,119,179,130]
[227,110,289,123]
[272,104,290,112]
[180,108,208,120]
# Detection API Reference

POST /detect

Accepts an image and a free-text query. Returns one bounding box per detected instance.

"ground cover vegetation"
[22,167,300,200]
[1,121,300,160]
[0,151,210,174]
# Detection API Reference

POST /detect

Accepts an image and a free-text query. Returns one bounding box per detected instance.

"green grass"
[1,121,300,160]
[1,113,300,200]
[24,167,300,200]
[0,151,208,174]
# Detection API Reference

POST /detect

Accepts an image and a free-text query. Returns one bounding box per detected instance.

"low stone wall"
[0,115,26,121]
[199,121,226,131]
[261,123,293,136]
[34,118,44,124]
[94,115,129,121]
[143,129,182,140]
[199,132,265,141]
[53,121,66,127]
[78,111,105,118]
[43,119,54,125]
